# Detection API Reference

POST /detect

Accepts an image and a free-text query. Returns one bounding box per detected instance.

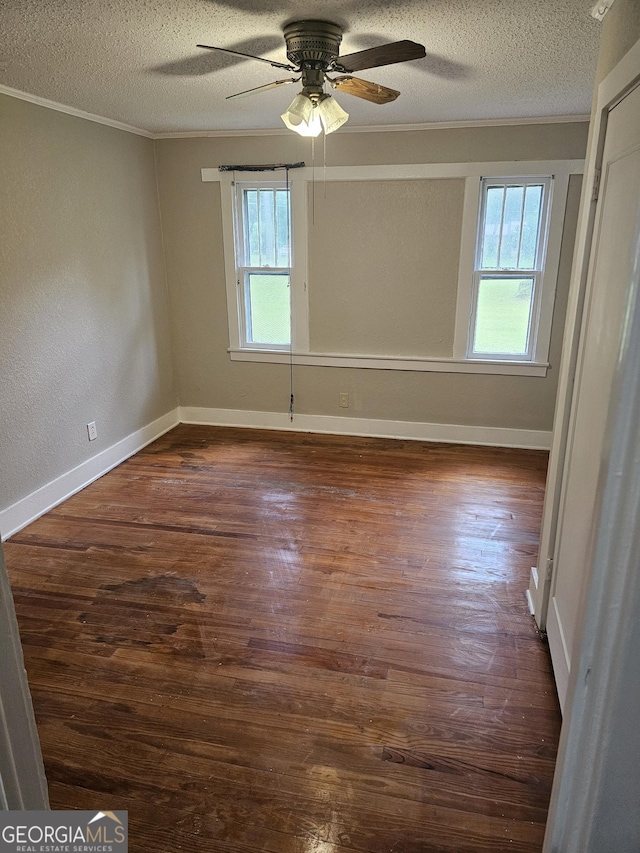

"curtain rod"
[218,162,305,172]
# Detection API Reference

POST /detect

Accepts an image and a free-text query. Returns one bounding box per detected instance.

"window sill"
[228,348,549,376]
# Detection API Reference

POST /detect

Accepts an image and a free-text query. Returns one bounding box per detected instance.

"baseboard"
[0,410,179,541]
[179,407,552,450]
[530,564,540,591]
[547,597,570,715]
[527,566,540,617]
[525,587,536,616]
[1,406,550,541]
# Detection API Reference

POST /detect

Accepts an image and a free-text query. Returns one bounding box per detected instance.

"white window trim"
[289,177,310,353]
[469,175,553,362]
[210,160,581,376]
[235,180,291,351]
[219,175,243,352]
[453,171,570,364]
[219,173,309,354]
[226,348,549,376]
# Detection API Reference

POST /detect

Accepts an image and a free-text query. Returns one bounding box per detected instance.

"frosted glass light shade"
[281,93,349,136]
[317,96,349,134]
[281,93,313,126]
[281,93,322,136]
[282,108,323,136]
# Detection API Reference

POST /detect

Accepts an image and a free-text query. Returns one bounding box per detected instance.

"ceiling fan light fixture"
[281,92,349,136]
[200,22,426,132]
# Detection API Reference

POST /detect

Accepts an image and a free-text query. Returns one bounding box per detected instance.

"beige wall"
[155,123,586,430]
[308,179,465,357]
[0,95,175,514]
[595,0,640,83]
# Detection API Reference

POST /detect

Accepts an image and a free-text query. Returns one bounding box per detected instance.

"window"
[235,182,292,349]
[468,177,552,360]
[212,162,574,375]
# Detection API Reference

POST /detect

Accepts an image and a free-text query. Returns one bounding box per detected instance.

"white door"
[546,81,640,711]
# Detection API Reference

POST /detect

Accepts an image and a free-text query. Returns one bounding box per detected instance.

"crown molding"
[154,114,591,139]
[0,84,153,138]
[329,115,591,132]
[154,127,292,139]
[0,84,589,140]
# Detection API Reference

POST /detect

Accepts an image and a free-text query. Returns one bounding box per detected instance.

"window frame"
[212,161,577,376]
[453,169,570,368]
[467,176,553,362]
[220,174,309,354]
[234,181,292,351]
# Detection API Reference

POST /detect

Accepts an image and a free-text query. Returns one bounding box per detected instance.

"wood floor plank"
[4,425,559,852]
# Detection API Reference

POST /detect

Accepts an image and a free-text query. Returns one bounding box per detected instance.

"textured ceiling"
[1,0,601,134]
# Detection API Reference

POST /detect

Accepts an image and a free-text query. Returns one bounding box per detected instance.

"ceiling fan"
[197,20,426,136]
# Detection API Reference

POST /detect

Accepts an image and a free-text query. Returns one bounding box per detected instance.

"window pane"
[246,273,290,345]
[480,181,545,272]
[472,277,534,356]
[519,185,543,269]
[259,190,276,267]
[242,188,291,269]
[245,190,260,266]
[481,186,504,269]
[499,186,524,269]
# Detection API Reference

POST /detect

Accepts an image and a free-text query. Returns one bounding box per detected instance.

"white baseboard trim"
[179,407,552,450]
[0,410,179,541]
[547,597,570,715]
[1,407,550,541]
[530,564,540,591]
[525,588,536,616]
[527,566,540,617]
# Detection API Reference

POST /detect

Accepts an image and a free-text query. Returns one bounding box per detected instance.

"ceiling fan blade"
[196,44,296,72]
[334,40,426,73]
[226,78,300,100]
[330,76,400,104]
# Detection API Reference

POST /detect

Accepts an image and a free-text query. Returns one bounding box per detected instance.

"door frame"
[529,36,640,631]
[542,36,640,851]
[527,66,620,631]
[0,542,49,809]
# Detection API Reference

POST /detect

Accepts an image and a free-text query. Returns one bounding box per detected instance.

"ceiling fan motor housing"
[283,20,343,69]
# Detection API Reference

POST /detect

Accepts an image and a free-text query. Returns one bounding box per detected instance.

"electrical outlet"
[87,421,97,441]
[339,393,350,408]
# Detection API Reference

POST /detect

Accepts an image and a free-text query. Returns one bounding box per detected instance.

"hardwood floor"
[4,425,560,853]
